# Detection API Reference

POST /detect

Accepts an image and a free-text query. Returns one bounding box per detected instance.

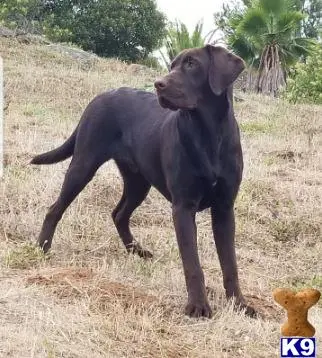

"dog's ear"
[206,45,245,96]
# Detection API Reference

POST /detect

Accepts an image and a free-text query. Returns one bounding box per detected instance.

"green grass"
[5,242,48,269]
[268,217,320,242]
[240,120,277,135]
[23,103,49,117]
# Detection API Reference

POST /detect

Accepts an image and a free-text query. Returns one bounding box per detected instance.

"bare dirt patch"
[245,294,282,321]
[26,267,159,310]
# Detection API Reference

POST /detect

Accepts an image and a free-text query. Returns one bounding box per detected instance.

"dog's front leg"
[211,207,256,317]
[172,203,212,318]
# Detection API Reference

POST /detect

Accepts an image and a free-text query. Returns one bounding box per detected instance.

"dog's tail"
[30,128,77,165]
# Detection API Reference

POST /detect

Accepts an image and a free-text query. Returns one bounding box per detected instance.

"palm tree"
[160,20,220,69]
[227,0,315,95]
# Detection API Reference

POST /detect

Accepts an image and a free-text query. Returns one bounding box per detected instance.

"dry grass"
[1,36,322,357]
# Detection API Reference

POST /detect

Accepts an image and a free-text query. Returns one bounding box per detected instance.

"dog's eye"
[185,57,195,69]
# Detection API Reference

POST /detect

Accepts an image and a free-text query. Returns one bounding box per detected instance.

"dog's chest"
[161,113,242,208]
[180,126,223,182]
[198,173,239,211]
[195,147,242,211]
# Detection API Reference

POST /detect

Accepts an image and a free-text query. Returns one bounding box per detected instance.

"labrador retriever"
[31,45,255,318]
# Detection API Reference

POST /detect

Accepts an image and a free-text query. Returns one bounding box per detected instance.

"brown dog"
[31,45,255,318]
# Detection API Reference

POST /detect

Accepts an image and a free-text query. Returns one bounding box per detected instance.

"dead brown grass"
[0,36,321,357]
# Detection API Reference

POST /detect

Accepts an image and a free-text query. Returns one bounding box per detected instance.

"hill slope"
[0,36,322,357]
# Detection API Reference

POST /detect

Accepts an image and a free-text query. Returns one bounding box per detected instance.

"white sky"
[156,0,225,37]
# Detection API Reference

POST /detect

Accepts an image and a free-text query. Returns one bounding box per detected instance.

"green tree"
[286,44,322,104]
[0,0,166,62]
[215,0,322,40]
[293,0,322,38]
[165,21,204,60]
[215,0,315,95]
[214,1,243,37]
[66,0,166,61]
[0,0,45,33]
[161,20,213,69]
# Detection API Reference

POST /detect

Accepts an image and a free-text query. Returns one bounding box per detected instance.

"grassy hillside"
[0,36,321,358]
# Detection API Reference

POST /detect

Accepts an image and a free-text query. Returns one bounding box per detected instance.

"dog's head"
[154,45,245,111]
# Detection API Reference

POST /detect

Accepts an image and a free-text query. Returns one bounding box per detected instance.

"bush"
[63,0,166,62]
[0,0,167,63]
[0,0,44,33]
[137,55,163,70]
[286,45,322,104]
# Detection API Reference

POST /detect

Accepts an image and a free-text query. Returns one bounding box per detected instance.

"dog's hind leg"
[112,165,152,258]
[37,156,104,253]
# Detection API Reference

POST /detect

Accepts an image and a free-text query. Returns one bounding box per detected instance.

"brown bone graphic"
[273,288,321,337]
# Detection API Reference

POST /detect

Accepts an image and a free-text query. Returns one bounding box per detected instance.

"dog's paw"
[38,238,51,254]
[241,303,257,318]
[234,299,257,318]
[127,242,153,259]
[185,300,213,318]
[136,247,153,259]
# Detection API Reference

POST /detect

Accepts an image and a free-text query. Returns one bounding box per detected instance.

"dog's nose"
[154,79,167,91]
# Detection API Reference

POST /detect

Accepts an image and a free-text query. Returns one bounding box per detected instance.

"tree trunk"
[256,44,286,96]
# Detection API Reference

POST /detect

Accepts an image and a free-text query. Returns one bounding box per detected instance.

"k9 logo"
[281,337,316,358]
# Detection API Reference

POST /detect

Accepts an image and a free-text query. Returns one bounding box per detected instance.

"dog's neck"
[195,87,232,125]
[190,87,232,146]
[176,87,233,185]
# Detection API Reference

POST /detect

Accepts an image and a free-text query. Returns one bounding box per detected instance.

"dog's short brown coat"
[31,45,255,318]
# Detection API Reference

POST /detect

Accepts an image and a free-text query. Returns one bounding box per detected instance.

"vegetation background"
[1,0,321,99]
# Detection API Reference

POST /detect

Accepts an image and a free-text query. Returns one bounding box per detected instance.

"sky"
[156,0,226,38]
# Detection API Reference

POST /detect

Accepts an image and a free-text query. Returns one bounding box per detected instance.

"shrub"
[0,0,167,63]
[286,45,322,104]
[0,0,44,33]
